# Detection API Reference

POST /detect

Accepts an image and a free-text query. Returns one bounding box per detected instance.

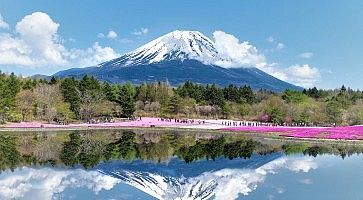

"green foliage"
[60,77,81,114]
[0,135,21,171]
[204,84,225,107]
[164,94,183,114]
[265,96,287,123]
[0,73,21,123]
[1,71,363,126]
[282,90,309,104]
[117,83,136,118]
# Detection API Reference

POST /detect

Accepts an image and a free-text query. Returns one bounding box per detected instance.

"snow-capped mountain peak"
[105,30,221,67]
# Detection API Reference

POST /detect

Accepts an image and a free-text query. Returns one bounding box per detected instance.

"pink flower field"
[222,125,363,140]
[3,118,183,129]
[4,117,363,140]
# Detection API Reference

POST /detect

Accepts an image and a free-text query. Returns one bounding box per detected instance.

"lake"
[0,129,362,200]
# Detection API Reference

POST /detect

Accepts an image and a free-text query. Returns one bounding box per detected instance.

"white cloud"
[133,27,148,36]
[69,42,120,66]
[213,30,266,68]
[265,36,285,51]
[0,167,121,200]
[266,36,274,43]
[107,30,118,39]
[276,42,285,50]
[284,64,321,88]
[0,13,9,29]
[15,12,67,66]
[297,52,314,59]
[0,12,120,70]
[258,64,321,88]
[211,31,321,87]
[97,33,105,38]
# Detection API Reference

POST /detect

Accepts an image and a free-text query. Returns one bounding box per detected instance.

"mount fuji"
[54,30,302,91]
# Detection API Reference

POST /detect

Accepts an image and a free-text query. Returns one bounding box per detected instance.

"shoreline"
[2,117,363,142]
[2,125,363,144]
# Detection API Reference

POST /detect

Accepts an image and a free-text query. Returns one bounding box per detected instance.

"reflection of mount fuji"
[98,153,282,200]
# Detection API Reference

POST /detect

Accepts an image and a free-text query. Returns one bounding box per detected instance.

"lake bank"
[2,118,363,143]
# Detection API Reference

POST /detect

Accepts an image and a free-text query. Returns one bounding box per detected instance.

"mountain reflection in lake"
[0,130,363,200]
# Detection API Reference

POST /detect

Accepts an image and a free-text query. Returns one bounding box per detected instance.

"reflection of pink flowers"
[222,126,363,140]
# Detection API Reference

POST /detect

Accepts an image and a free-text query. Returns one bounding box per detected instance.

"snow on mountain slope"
[99,30,222,67]
[53,30,303,91]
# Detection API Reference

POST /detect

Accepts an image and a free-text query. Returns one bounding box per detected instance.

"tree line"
[1,71,363,126]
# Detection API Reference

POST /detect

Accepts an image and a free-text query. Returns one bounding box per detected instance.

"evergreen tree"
[60,77,81,114]
[117,84,136,118]
[50,76,57,85]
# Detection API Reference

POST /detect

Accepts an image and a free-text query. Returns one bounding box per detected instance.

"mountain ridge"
[53,30,303,91]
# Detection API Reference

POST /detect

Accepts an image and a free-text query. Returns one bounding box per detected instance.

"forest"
[1,71,363,126]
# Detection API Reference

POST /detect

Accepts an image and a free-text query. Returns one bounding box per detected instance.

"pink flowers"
[4,118,183,128]
[222,126,363,140]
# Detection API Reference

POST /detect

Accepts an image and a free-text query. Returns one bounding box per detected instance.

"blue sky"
[0,0,363,89]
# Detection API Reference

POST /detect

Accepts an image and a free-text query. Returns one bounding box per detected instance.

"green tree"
[60,77,81,114]
[117,83,136,118]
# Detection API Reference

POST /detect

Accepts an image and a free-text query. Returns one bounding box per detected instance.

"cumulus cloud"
[213,30,266,68]
[0,12,120,70]
[284,64,321,87]
[211,31,321,87]
[69,42,120,66]
[0,167,121,200]
[15,12,66,66]
[133,27,148,36]
[297,52,314,59]
[0,13,9,29]
[107,30,118,39]
[260,64,321,88]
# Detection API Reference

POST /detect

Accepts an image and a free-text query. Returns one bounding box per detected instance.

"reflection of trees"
[176,137,257,163]
[104,131,137,161]
[0,135,20,172]
[282,143,309,155]
[60,131,104,168]
[303,146,329,157]
[224,140,257,160]
[5,130,363,171]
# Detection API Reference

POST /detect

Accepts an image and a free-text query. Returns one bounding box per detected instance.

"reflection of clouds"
[108,156,318,200]
[0,167,121,200]
[276,187,285,194]
[286,158,318,173]
[298,178,313,185]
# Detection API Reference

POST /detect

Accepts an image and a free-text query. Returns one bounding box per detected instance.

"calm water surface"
[0,130,362,200]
